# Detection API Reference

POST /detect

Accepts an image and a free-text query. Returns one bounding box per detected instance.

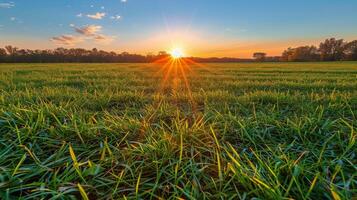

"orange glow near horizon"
[3,33,352,58]
[170,47,185,59]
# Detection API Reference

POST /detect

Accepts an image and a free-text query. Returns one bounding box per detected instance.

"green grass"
[0,62,356,199]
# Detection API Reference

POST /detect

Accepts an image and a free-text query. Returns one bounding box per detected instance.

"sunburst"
[170,48,184,59]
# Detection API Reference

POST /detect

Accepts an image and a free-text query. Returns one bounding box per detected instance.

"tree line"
[0,46,151,63]
[0,38,356,63]
[254,38,357,62]
[0,46,258,63]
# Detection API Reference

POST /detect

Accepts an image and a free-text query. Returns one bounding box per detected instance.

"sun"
[170,48,184,59]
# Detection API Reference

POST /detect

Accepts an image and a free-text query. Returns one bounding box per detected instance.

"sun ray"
[182,57,215,74]
[170,48,184,59]
[143,46,215,126]
[136,48,212,139]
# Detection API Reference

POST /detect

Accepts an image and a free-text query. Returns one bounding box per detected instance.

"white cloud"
[52,24,115,46]
[110,15,121,20]
[0,2,14,8]
[74,25,115,44]
[51,35,83,46]
[75,25,102,36]
[94,34,115,44]
[9,17,22,23]
[76,13,83,18]
[121,0,127,3]
[87,12,106,20]
[101,6,105,10]
[10,17,20,22]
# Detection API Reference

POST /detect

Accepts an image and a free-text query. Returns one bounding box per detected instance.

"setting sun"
[1,1,356,199]
[170,48,185,59]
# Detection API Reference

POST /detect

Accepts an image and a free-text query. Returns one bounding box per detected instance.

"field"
[0,62,356,199]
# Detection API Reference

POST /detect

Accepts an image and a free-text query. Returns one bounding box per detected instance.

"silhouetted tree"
[1,38,357,63]
[343,40,357,60]
[5,45,17,55]
[146,52,156,62]
[281,46,319,62]
[253,52,266,61]
[158,51,169,56]
[0,48,6,56]
[319,38,345,61]
[0,48,6,62]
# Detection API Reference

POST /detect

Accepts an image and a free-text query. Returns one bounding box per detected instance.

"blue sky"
[0,0,356,57]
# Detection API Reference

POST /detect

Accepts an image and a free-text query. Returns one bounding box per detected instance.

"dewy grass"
[0,62,356,199]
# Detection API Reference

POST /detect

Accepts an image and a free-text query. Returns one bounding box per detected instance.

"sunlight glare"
[170,48,184,59]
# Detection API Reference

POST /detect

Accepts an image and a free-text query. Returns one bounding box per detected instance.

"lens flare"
[170,48,184,59]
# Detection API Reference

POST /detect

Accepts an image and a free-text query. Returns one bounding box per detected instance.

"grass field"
[0,62,356,199]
